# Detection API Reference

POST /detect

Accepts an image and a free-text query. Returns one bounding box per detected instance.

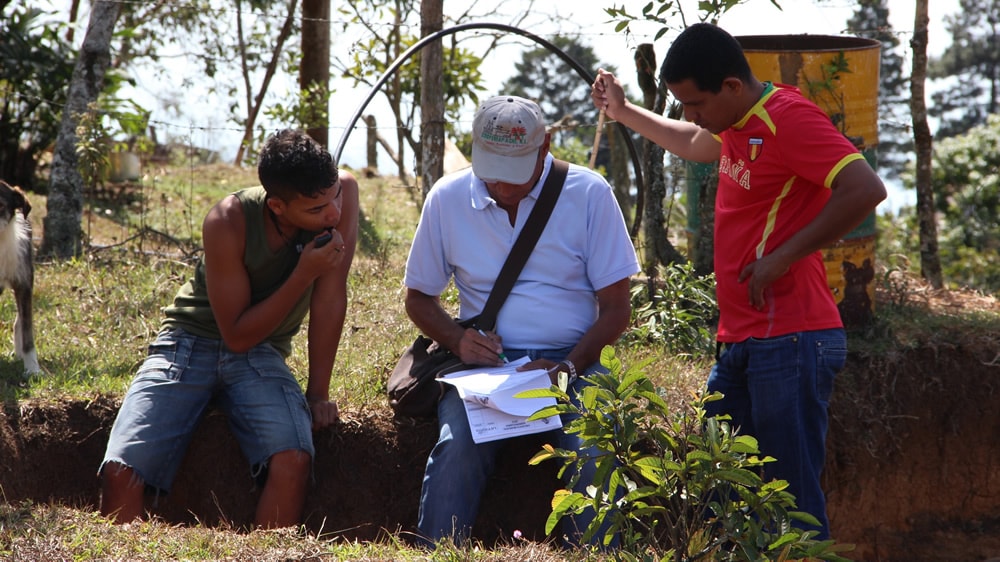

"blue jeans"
[706,329,846,540]
[100,328,314,495]
[416,346,610,548]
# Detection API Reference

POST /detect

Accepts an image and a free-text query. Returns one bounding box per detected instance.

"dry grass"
[0,503,612,561]
[4,160,997,560]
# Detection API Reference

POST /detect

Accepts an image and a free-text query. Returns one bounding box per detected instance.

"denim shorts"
[100,328,314,495]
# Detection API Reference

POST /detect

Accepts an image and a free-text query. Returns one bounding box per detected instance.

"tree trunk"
[607,121,633,222]
[300,0,331,149]
[233,0,298,166]
[41,0,121,259]
[910,0,943,288]
[364,115,379,171]
[390,5,408,184]
[419,0,444,199]
[692,163,717,277]
[635,44,686,283]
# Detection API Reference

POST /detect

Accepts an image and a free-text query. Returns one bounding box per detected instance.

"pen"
[477,329,509,363]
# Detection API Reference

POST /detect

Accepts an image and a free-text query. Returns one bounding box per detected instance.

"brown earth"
[2,289,999,561]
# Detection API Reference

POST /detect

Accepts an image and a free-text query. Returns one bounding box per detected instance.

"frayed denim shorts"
[100,327,314,496]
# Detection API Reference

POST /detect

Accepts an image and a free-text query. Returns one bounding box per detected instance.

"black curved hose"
[331,21,645,209]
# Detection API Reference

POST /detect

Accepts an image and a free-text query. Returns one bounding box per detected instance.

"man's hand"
[591,69,626,120]
[299,229,347,279]
[515,359,563,385]
[457,328,506,367]
[738,253,790,310]
[309,398,340,430]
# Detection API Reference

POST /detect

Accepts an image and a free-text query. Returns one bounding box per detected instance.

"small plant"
[522,347,853,561]
[804,52,854,143]
[75,103,111,188]
[626,262,717,358]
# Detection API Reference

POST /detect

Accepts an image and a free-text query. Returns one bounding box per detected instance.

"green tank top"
[162,186,313,357]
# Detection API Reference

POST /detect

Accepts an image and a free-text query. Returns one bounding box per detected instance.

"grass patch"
[2,161,997,559]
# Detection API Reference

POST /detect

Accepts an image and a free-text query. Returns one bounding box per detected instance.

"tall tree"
[232,0,299,166]
[300,0,331,148]
[41,0,121,259]
[910,0,943,288]
[928,0,1000,138]
[419,0,444,197]
[604,0,780,279]
[845,0,911,180]
[634,43,686,278]
[335,0,414,182]
[332,0,493,184]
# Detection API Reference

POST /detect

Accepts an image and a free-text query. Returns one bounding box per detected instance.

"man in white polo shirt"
[403,95,640,548]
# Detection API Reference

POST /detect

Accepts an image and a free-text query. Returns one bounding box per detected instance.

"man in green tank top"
[98,129,358,528]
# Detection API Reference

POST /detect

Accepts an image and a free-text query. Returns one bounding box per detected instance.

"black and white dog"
[0,180,40,375]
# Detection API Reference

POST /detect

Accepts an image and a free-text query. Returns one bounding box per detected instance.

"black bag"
[387,160,569,418]
[387,330,470,418]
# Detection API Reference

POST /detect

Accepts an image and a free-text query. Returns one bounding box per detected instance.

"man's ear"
[721,76,744,96]
[265,196,286,216]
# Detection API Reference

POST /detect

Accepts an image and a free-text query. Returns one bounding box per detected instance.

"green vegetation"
[525,347,850,561]
[625,263,717,357]
[1,161,998,560]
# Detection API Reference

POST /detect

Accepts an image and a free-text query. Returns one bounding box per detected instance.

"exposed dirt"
[2,288,999,561]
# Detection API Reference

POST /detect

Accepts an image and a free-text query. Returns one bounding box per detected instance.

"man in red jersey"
[591,23,886,540]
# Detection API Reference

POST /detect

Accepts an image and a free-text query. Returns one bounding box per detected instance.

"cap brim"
[472,143,536,185]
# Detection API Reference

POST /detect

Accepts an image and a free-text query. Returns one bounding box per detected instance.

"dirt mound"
[0,397,558,546]
[3,332,999,560]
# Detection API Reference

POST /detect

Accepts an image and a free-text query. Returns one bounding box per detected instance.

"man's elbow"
[403,288,434,323]
[607,305,633,339]
[863,179,888,213]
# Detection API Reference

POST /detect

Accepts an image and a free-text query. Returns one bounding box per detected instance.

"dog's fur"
[0,180,40,374]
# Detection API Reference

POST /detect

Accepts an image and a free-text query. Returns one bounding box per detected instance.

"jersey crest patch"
[748,137,763,162]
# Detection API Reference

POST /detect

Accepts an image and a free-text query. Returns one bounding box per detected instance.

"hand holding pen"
[476,328,509,364]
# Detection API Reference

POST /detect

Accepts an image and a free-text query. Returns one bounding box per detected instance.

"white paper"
[441,356,563,443]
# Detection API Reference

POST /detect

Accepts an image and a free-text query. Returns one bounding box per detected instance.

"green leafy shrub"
[627,263,717,358]
[521,347,853,561]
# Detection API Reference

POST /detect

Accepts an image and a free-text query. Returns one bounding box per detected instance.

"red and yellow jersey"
[714,83,865,341]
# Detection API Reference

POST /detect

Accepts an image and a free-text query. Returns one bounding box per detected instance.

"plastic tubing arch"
[332,21,645,208]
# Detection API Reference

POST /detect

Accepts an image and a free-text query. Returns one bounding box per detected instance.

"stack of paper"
[440,356,562,443]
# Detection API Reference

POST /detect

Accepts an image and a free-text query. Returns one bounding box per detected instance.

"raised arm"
[591,68,722,163]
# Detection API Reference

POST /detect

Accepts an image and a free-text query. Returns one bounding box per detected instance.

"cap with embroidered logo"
[471,95,547,185]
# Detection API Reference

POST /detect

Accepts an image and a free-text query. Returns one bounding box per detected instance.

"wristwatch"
[560,359,578,383]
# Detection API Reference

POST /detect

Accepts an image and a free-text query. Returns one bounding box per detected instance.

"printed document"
[440,356,562,443]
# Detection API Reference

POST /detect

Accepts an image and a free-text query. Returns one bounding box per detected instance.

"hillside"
[1,165,999,561]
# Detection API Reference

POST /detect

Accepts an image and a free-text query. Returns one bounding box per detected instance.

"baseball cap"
[471,95,547,184]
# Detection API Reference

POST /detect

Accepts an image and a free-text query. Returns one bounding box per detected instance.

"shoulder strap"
[476,159,569,331]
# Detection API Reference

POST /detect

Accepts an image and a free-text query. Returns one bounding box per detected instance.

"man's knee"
[99,461,146,523]
[100,461,144,489]
[267,449,311,479]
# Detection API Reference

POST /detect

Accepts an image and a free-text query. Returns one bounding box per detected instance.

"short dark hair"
[660,23,754,93]
[257,129,338,201]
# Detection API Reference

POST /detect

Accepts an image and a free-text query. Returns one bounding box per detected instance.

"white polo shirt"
[404,154,640,349]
